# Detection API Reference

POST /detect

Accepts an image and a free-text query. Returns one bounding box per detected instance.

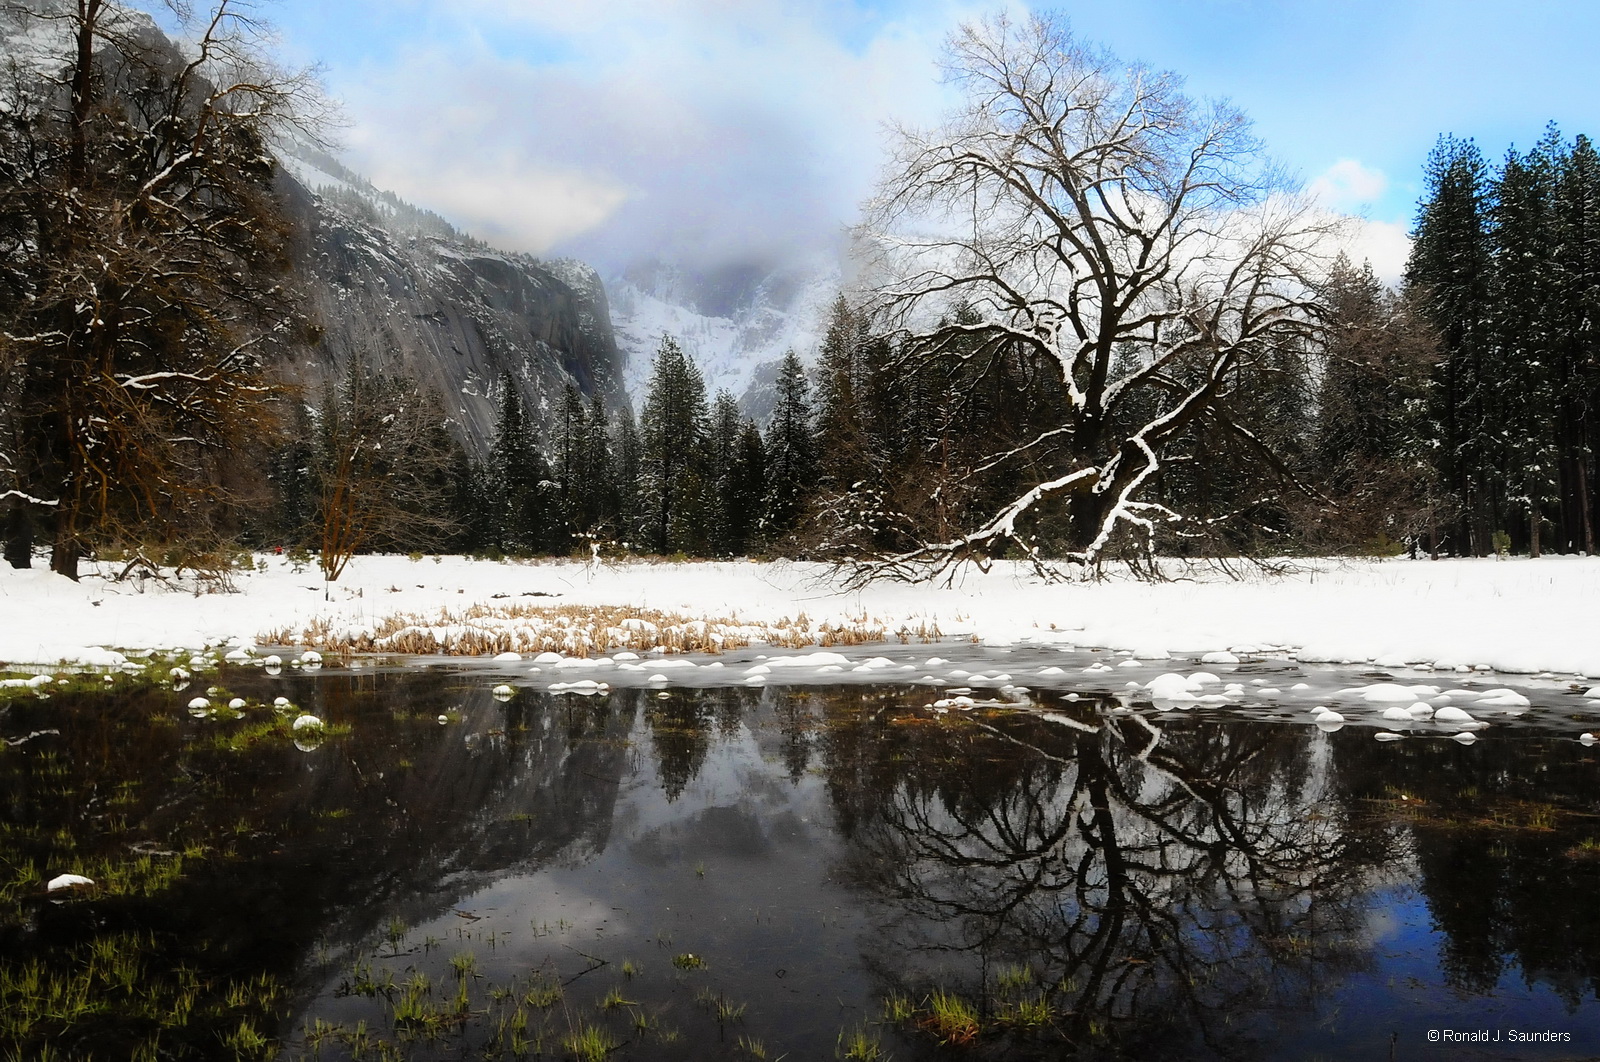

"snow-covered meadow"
[0,554,1596,679]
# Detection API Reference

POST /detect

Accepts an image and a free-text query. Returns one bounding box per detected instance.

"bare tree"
[313,358,462,587]
[0,0,328,577]
[857,13,1337,581]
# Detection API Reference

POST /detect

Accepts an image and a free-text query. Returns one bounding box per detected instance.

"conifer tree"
[613,403,643,549]
[490,375,555,553]
[639,337,711,554]
[707,391,766,555]
[762,350,816,539]
[1552,134,1600,553]
[1490,133,1561,555]
[267,403,317,548]
[708,392,744,556]
[815,296,871,493]
[581,391,617,536]
[732,418,768,552]
[1408,135,1493,553]
[552,382,587,548]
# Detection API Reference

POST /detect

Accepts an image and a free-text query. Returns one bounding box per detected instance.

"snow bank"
[0,555,1596,680]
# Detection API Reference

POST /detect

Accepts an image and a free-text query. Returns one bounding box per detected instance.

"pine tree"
[613,403,643,549]
[732,418,767,552]
[639,337,711,554]
[1553,134,1600,553]
[452,457,494,554]
[581,391,617,537]
[815,296,871,493]
[708,392,745,556]
[267,403,317,548]
[552,382,587,548]
[762,350,816,539]
[1408,135,1493,554]
[707,391,766,555]
[490,375,555,553]
[1490,132,1561,555]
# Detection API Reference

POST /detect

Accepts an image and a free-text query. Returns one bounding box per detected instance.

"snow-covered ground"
[0,555,1596,679]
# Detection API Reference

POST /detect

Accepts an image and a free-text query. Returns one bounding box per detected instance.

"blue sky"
[252,0,1600,282]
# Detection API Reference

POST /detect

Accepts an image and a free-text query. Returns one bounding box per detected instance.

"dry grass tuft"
[264,603,942,657]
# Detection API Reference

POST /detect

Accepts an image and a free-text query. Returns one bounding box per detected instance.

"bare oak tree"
[0,0,326,577]
[858,13,1337,580]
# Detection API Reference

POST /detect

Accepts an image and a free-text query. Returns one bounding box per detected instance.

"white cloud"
[1344,217,1411,287]
[376,164,630,256]
[320,0,985,271]
[1309,158,1388,211]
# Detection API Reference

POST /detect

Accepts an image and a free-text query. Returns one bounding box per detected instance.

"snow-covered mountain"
[607,255,841,423]
[274,141,626,451]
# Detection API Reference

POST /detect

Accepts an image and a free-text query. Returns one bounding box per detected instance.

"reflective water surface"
[6,650,1600,1060]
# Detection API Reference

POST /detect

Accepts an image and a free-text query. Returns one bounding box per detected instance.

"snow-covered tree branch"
[852,12,1339,581]
[0,0,327,578]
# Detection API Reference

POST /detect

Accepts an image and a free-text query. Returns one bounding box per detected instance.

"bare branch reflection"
[831,700,1403,1057]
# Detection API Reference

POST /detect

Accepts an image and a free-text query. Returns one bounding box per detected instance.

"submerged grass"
[0,934,282,1060]
[562,1023,616,1062]
[924,988,980,1044]
[837,1025,885,1060]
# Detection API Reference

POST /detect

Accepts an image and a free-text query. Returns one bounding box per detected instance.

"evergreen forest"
[258,121,1600,576]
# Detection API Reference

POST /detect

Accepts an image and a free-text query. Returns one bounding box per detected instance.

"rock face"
[276,151,625,454]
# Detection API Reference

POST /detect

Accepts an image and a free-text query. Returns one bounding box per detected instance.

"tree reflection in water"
[825,698,1404,1058]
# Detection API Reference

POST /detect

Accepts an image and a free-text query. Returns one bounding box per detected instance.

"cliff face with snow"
[276,146,626,451]
[606,256,840,424]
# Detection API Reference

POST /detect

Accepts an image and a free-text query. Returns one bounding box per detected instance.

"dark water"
[6,653,1600,1060]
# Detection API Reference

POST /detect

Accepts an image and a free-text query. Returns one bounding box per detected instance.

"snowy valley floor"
[0,553,1596,679]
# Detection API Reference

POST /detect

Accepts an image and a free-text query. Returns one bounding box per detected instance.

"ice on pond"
[1341,682,1440,703]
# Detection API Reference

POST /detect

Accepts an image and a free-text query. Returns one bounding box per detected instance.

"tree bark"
[1579,458,1594,555]
[2,507,32,569]
[50,530,80,580]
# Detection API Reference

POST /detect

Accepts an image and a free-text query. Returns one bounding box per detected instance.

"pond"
[5,643,1600,1060]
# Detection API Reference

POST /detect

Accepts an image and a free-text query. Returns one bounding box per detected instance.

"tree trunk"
[1580,459,1594,555]
[50,533,80,581]
[1530,506,1542,559]
[2,507,32,569]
